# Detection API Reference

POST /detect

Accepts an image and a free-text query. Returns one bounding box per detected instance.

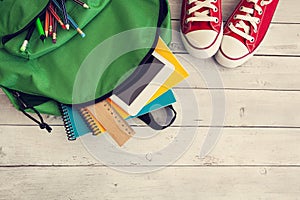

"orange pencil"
[44,10,50,37]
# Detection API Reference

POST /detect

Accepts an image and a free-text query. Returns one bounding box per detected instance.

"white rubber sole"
[215,47,258,68]
[180,24,223,59]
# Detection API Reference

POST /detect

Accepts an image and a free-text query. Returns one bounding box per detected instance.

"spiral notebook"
[60,103,91,140]
[80,107,105,135]
[60,89,176,140]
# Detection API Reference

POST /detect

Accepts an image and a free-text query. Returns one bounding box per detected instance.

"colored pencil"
[52,0,86,37]
[49,4,54,37]
[49,13,53,37]
[72,0,89,9]
[67,15,86,38]
[20,25,35,52]
[60,0,70,30]
[52,21,57,43]
[44,10,50,37]
[52,7,58,43]
[48,5,66,30]
[36,18,46,42]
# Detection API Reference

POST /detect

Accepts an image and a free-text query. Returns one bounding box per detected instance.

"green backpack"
[0,0,172,132]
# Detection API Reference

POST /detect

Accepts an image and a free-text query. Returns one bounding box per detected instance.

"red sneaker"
[181,0,223,58]
[215,0,279,68]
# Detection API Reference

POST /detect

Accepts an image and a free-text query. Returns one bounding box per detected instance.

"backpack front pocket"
[1,0,111,59]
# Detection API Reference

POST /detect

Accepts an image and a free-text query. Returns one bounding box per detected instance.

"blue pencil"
[67,15,86,38]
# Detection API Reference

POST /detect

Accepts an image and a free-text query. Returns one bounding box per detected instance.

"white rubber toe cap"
[185,30,218,49]
[220,35,249,59]
[215,35,252,68]
[181,25,223,59]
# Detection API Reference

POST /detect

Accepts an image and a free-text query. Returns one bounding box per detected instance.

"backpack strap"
[138,105,177,130]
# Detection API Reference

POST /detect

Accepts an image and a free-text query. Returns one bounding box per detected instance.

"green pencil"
[36,18,46,42]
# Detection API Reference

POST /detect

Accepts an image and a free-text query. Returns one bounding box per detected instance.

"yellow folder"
[148,37,189,103]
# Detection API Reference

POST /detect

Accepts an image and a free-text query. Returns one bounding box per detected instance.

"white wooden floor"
[1,0,300,199]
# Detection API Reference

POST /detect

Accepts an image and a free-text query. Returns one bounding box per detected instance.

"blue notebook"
[129,89,176,119]
[60,104,90,140]
[60,89,176,140]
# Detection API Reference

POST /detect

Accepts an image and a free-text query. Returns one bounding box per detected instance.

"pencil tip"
[66,24,70,30]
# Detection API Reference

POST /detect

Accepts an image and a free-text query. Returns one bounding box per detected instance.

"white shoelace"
[186,0,219,23]
[229,0,273,42]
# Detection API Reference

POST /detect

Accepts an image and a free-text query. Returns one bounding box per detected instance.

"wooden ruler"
[85,100,135,146]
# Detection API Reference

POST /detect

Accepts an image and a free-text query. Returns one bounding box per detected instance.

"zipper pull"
[12,90,52,133]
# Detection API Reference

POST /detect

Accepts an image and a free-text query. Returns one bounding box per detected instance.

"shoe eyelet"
[185,19,189,24]
[250,38,255,43]
[260,1,265,6]
[239,6,243,11]
[253,29,257,33]
[228,22,232,27]
[234,15,238,19]
[257,19,261,24]
[213,0,217,2]
[258,10,263,15]
[214,7,218,12]
[214,18,219,23]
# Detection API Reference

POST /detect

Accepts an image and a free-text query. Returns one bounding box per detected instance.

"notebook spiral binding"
[60,103,77,141]
[79,108,102,135]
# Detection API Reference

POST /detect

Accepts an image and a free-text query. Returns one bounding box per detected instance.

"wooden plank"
[170,22,300,56]
[2,89,300,127]
[1,126,300,166]
[0,126,97,166]
[172,89,300,127]
[177,55,300,90]
[0,167,300,200]
[169,0,300,23]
